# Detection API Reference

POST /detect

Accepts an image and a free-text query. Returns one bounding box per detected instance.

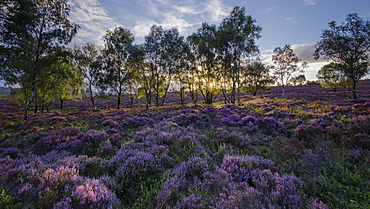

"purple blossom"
[53,197,73,209]
[71,178,119,208]
[261,117,287,133]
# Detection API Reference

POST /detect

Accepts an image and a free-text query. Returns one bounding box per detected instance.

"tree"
[218,6,262,103]
[172,40,194,105]
[316,62,349,91]
[242,61,274,96]
[52,57,83,109]
[73,43,100,109]
[158,28,187,106]
[272,44,308,97]
[188,23,220,104]
[130,44,153,109]
[99,27,135,109]
[314,13,370,99]
[144,25,166,107]
[290,74,306,86]
[0,0,79,120]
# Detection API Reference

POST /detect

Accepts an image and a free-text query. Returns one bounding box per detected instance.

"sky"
[66,0,370,81]
[1,0,370,87]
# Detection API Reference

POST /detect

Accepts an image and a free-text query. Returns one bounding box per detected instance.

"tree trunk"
[352,80,358,99]
[281,85,285,98]
[24,80,36,120]
[34,104,38,114]
[117,96,121,109]
[89,84,96,109]
[130,97,134,107]
[60,99,64,109]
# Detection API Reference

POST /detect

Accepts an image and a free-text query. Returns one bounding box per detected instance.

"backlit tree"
[0,0,79,120]
[314,13,370,99]
[272,44,308,97]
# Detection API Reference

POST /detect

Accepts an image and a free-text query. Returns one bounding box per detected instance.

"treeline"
[1,0,370,120]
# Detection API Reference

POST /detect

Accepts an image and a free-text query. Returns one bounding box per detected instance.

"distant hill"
[0,87,10,95]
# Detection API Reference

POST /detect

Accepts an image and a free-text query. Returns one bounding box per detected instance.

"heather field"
[1,82,370,209]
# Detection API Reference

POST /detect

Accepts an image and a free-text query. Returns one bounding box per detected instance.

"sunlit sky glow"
[67,0,370,81]
[1,0,370,87]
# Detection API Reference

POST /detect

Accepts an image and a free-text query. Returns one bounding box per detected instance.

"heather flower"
[38,165,80,207]
[174,157,210,181]
[308,118,328,128]
[308,198,330,209]
[261,117,287,133]
[155,175,185,208]
[352,133,370,148]
[71,178,119,208]
[174,113,212,128]
[220,114,242,126]
[239,115,260,126]
[76,130,108,156]
[176,194,208,208]
[17,183,33,194]
[171,127,208,162]
[348,148,363,159]
[120,116,154,128]
[203,106,217,114]
[53,197,73,209]
[0,147,20,158]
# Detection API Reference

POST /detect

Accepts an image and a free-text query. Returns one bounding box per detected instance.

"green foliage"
[306,163,370,209]
[242,61,274,95]
[217,6,262,103]
[0,188,23,209]
[290,74,306,86]
[188,23,220,104]
[0,0,79,120]
[305,80,320,85]
[98,27,135,109]
[144,25,182,106]
[272,44,308,97]
[314,13,370,99]
[73,43,101,109]
[132,177,165,209]
[317,62,350,91]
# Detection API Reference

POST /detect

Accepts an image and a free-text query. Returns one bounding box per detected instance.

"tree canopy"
[316,62,349,91]
[314,13,370,99]
[0,0,79,119]
[272,44,308,97]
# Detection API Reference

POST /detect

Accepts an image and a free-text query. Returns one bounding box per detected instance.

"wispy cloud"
[286,17,300,24]
[260,6,276,13]
[69,0,233,44]
[260,43,327,80]
[129,0,231,41]
[291,43,317,63]
[68,0,116,45]
[205,0,231,22]
[302,0,316,6]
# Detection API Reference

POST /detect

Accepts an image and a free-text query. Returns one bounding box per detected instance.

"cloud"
[291,43,318,63]
[205,0,231,22]
[129,0,231,41]
[132,18,158,40]
[304,62,327,80]
[286,17,300,24]
[260,6,276,13]
[260,44,328,81]
[69,0,116,45]
[69,0,233,45]
[302,0,316,6]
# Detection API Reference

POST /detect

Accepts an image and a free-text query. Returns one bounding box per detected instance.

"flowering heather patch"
[1,81,370,208]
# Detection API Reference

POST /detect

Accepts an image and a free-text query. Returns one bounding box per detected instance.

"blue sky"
[1,0,369,87]
[67,0,370,81]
